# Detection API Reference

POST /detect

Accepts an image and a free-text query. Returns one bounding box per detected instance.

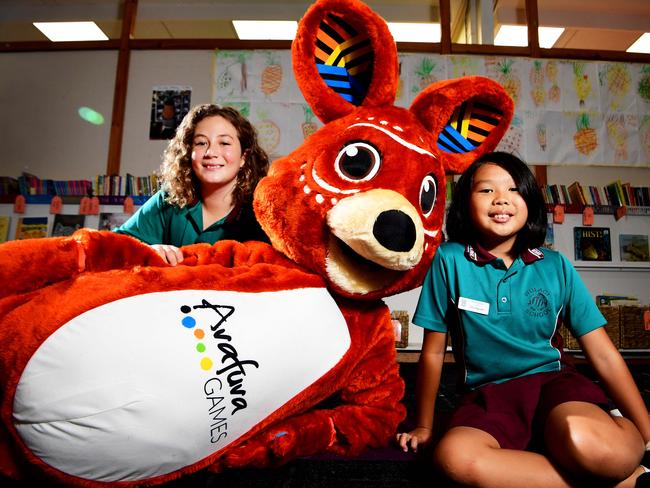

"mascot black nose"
[373,210,416,252]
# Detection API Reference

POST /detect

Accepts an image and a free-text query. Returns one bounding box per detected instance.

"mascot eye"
[334,142,381,182]
[419,174,437,217]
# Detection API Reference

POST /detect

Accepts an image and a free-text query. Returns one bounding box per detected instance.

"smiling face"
[469,163,528,256]
[190,115,245,195]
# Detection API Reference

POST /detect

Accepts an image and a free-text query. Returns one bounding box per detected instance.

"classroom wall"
[120,50,215,176]
[0,51,117,180]
[2,49,649,186]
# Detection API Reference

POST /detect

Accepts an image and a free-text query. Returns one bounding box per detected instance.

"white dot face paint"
[303,185,311,194]
[315,194,324,204]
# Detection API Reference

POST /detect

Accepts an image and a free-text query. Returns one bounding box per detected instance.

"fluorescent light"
[538,27,564,49]
[33,21,108,42]
[494,24,564,48]
[387,22,440,43]
[627,33,650,53]
[232,20,297,40]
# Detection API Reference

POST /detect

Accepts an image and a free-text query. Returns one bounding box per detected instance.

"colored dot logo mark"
[181,305,212,371]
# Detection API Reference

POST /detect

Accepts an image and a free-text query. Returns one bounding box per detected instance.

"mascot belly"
[12,284,349,482]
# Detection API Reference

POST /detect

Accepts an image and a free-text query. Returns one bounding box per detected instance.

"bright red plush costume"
[0,0,513,485]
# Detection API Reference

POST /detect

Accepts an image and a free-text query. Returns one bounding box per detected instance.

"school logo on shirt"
[525,288,551,317]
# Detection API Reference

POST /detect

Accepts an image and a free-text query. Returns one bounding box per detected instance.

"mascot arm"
[211,306,405,470]
[0,230,295,301]
[0,230,165,300]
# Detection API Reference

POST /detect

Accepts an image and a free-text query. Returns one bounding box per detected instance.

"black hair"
[445,151,547,253]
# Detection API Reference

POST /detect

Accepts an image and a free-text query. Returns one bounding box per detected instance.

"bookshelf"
[0,201,141,242]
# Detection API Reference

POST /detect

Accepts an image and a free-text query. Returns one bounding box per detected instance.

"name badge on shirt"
[458,297,490,315]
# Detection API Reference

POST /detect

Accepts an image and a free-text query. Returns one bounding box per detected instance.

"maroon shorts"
[447,368,609,450]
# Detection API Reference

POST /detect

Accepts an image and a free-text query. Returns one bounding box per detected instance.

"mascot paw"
[214,427,299,470]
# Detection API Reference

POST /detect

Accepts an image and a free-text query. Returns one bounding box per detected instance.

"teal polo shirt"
[114,190,268,246]
[413,241,605,390]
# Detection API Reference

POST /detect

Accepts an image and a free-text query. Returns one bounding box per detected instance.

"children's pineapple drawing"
[605,114,628,161]
[497,114,523,153]
[573,113,598,156]
[605,63,631,110]
[414,58,438,92]
[301,106,318,139]
[640,116,650,159]
[216,53,250,96]
[536,123,547,151]
[529,60,546,107]
[497,59,520,105]
[546,60,561,103]
[255,110,281,155]
[572,62,592,107]
[638,65,650,104]
[261,53,283,96]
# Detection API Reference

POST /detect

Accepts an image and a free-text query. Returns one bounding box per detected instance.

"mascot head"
[254,0,514,300]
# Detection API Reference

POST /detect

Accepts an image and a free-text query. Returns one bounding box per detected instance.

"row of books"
[16,173,93,197]
[0,172,160,200]
[574,226,650,262]
[94,173,160,197]
[0,213,130,243]
[542,180,650,208]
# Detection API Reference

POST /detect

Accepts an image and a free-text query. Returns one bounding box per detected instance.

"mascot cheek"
[13,289,350,483]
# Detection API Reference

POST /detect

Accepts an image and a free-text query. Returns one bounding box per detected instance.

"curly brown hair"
[160,104,270,208]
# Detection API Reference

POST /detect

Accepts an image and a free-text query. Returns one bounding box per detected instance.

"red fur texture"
[0,0,513,486]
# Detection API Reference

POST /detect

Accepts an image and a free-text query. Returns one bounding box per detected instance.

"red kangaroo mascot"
[0,0,512,485]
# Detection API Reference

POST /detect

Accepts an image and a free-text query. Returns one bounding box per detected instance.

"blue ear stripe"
[438,101,504,154]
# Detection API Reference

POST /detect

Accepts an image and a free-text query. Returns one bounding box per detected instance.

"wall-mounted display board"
[214,50,650,167]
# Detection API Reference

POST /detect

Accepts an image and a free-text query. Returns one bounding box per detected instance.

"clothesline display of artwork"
[213,50,650,167]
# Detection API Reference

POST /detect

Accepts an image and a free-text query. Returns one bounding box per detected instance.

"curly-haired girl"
[116,104,270,264]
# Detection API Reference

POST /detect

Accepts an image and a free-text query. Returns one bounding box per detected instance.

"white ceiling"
[1,0,649,51]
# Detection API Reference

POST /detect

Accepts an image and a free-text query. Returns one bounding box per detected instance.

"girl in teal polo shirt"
[115,104,270,264]
[397,152,650,487]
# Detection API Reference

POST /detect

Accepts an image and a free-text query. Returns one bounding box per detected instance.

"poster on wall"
[214,50,650,167]
[150,85,192,140]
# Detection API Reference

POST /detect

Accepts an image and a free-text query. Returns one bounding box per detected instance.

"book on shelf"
[619,234,650,262]
[574,226,612,261]
[543,222,554,249]
[596,295,640,306]
[51,214,85,237]
[567,181,587,206]
[0,216,10,243]
[98,212,130,231]
[15,216,48,240]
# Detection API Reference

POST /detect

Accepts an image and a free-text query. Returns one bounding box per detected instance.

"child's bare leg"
[433,426,573,488]
[544,401,644,484]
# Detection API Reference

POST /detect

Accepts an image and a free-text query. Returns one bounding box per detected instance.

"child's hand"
[150,244,184,265]
[396,427,432,452]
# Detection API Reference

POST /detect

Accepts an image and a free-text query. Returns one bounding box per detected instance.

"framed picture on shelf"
[574,226,611,261]
[51,214,85,237]
[98,212,130,231]
[390,310,409,349]
[15,216,48,240]
[619,234,650,262]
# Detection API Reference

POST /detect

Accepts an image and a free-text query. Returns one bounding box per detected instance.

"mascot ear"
[411,76,514,174]
[292,0,398,123]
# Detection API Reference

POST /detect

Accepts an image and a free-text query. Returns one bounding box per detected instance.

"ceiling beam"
[106,0,137,176]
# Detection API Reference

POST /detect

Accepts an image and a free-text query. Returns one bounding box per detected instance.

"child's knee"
[433,432,495,485]
[547,413,643,478]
